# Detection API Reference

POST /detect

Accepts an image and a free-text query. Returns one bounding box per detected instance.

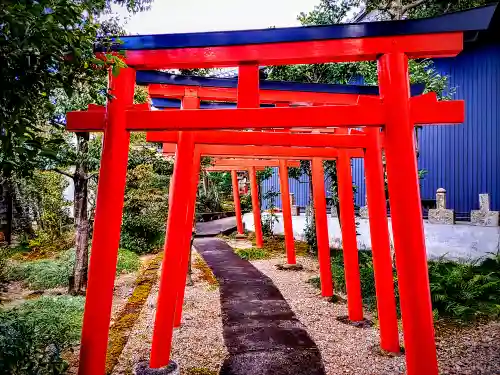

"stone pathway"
[195,216,237,237]
[194,237,326,375]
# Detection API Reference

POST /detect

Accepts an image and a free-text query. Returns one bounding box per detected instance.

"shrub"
[308,249,500,322]
[0,296,84,374]
[8,248,140,290]
[428,253,500,321]
[121,163,169,254]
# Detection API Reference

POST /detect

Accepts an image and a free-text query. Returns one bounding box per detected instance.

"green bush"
[0,296,84,375]
[308,249,500,322]
[8,248,140,290]
[121,163,170,254]
[428,253,500,320]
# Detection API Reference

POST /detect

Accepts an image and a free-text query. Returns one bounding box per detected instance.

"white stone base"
[243,212,500,261]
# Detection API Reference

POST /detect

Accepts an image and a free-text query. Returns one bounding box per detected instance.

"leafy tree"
[0,0,153,244]
[120,137,173,254]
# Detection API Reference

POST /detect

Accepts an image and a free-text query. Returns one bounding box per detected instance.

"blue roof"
[97,4,498,51]
[151,98,274,109]
[137,72,425,96]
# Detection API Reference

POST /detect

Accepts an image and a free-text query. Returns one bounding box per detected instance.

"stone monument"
[290,193,300,216]
[471,193,499,226]
[330,204,338,217]
[428,188,455,224]
[359,196,369,219]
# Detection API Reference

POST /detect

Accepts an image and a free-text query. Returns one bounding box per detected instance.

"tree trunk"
[3,171,13,245]
[12,181,35,237]
[69,133,90,295]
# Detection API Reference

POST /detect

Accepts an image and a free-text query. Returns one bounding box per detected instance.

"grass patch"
[105,252,163,375]
[308,249,500,322]
[231,233,309,260]
[193,256,218,287]
[234,247,268,260]
[0,295,84,374]
[7,248,141,290]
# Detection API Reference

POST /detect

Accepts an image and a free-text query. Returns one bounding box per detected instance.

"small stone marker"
[330,205,338,217]
[290,193,300,216]
[359,196,369,219]
[428,188,455,224]
[471,193,499,226]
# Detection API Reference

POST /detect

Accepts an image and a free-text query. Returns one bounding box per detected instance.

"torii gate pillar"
[231,170,245,235]
[378,53,438,374]
[78,68,135,375]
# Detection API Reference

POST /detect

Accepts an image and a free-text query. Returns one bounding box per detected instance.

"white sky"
[112,0,320,35]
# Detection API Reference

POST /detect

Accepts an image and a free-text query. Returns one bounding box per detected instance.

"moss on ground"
[193,255,218,287]
[105,252,163,375]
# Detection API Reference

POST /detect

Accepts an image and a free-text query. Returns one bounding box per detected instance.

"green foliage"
[304,214,318,254]
[121,146,172,254]
[428,254,500,320]
[308,249,500,321]
[115,248,141,275]
[234,247,269,261]
[7,248,140,290]
[240,193,253,212]
[262,188,280,237]
[0,295,84,375]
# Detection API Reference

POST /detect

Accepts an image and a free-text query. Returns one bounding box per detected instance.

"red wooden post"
[231,170,244,234]
[337,151,363,321]
[150,131,196,368]
[78,68,135,375]
[173,96,201,328]
[311,158,333,297]
[248,166,264,248]
[173,150,201,327]
[278,160,296,264]
[364,129,400,353]
[378,53,438,375]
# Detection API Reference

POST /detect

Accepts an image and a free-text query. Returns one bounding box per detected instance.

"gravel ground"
[110,249,500,375]
[252,254,500,375]
[112,251,227,375]
[252,255,407,375]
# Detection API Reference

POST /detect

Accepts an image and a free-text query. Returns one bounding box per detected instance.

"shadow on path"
[194,237,326,375]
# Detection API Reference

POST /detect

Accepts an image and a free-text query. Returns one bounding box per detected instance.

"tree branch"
[51,168,74,179]
[402,0,429,13]
[84,172,99,180]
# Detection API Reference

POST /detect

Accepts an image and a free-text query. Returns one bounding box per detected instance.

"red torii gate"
[146,77,391,260]
[62,5,500,374]
[159,136,383,341]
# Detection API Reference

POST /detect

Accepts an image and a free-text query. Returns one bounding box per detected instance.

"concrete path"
[195,216,237,237]
[194,237,326,375]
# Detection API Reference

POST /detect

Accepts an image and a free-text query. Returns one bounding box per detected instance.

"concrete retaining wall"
[242,213,500,261]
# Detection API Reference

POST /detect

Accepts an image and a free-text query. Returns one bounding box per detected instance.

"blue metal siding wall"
[418,44,500,213]
[260,168,311,209]
[260,43,500,213]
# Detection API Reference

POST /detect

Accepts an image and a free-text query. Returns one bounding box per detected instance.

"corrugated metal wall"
[419,44,500,214]
[261,43,500,214]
